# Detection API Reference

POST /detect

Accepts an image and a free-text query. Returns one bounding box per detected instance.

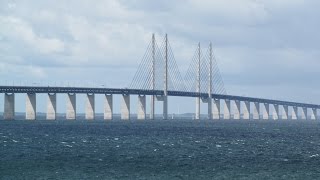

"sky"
[0,0,320,114]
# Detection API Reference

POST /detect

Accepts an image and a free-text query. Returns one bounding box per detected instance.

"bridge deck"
[0,86,319,109]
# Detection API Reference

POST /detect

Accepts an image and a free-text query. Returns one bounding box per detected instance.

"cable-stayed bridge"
[0,34,319,120]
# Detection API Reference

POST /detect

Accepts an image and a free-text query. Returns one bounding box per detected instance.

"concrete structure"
[311,108,317,120]
[150,34,155,120]
[212,99,220,119]
[104,94,113,120]
[4,93,15,120]
[26,93,36,120]
[253,102,260,120]
[243,101,250,120]
[224,99,231,119]
[66,93,76,120]
[273,104,279,120]
[262,103,269,120]
[291,106,298,120]
[282,105,289,120]
[85,94,95,120]
[233,100,241,120]
[163,34,168,120]
[137,95,146,120]
[301,107,307,120]
[46,93,56,120]
[195,43,201,120]
[121,94,130,120]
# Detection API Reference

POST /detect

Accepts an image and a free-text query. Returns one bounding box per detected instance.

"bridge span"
[1,85,318,120]
[1,34,319,121]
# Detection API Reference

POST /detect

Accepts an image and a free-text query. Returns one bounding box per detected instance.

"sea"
[1,118,320,179]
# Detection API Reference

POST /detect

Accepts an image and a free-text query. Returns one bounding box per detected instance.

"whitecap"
[116,145,120,148]
[195,141,200,143]
[216,145,222,148]
[310,154,319,158]
[61,142,67,144]
[114,138,119,141]
[154,149,158,152]
[65,145,72,148]
[12,140,18,143]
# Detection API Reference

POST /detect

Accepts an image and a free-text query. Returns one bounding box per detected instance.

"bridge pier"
[233,100,240,120]
[301,107,307,120]
[137,95,146,120]
[121,94,130,120]
[311,108,317,120]
[272,104,279,120]
[85,94,95,120]
[207,98,212,120]
[104,94,113,120]
[195,97,200,120]
[26,93,36,120]
[262,103,269,120]
[163,96,168,120]
[253,102,260,120]
[212,99,220,119]
[243,101,250,120]
[224,99,231,120]
[291,106,298,120]
[150,95,155,120]
[66,93,76,120]
[282,105,289,120]
[47,93,56,120]
[4,93,15,120]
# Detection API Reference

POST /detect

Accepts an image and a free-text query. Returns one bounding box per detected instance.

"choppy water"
[1,119,320,179]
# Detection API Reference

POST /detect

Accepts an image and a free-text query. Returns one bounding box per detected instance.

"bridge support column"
[150,95,155,120]
[243,101,250,120]
[212,99,220,119]
[104,94,113,120]
[208,98,212,120]
[311,108,317,120]
[282,105,288,120]
[26,93,36,120]
[233,100,240,120]
[224,99,231,120]
[272,104,279,120]
[163,96,168,120]
[262,103,269,120]
[4,93,15,120]
[66,93,76,120]
[46,93,56,120]
[195,97,200,120]
[291,106,298,120]
[137,95,146,120]
[301,107,307,120]
[85,94,95,120]
[253,102,260,120]
[121,94,130,120]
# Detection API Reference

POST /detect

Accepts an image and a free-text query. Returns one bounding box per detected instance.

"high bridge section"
[1,34,319,120]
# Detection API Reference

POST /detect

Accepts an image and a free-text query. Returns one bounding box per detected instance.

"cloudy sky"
[1,0,319,113]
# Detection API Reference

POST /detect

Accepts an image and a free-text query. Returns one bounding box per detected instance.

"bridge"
[1,34,319,120]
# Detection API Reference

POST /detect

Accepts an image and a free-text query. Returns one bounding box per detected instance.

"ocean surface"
[1,119,320,179]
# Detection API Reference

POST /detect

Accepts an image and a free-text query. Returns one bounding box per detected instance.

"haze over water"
[1,119,320,179]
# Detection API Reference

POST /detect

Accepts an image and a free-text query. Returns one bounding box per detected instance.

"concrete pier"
[85,94,95,120]
[311,108,317,120]
[253,102,260,120]
[163,96,168,120]
[207,98,212,120]
[301,107,307,120]
[282,105,289,120]
[224,99,231,120]
[291,106,298,120]
[262,103,269,120]
[233,100,241,120]
[26,93,36,120]
[137,95,146,120]
[4,93,15,120]
[195,97,200,120]
[150,95,155,120]
[273,104,279,120]
[212,99,220,119]
[121,94,130,120]
[46,93,56,120]
[104,94,113,120]
[243,101,250,120]
[66,93,76,120]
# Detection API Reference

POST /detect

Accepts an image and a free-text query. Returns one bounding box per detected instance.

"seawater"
[1,119,320,179]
